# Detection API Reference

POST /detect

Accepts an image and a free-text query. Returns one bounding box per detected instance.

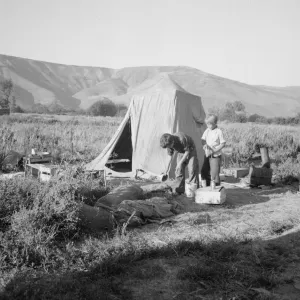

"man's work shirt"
[201,127,226,157]
[167,132,196,158]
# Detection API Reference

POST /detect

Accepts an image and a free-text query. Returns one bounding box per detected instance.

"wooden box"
[195,186,226,205]
[25,163,59,182]
[219,173,226,181]
[23,153,53,165]
[223,168,249,178]
[249,166,273,186]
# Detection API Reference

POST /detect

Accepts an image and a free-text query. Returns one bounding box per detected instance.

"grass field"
[1,113,300,300]
[222,122,300,182]
[1,113,300,181]
[0,113,122,164]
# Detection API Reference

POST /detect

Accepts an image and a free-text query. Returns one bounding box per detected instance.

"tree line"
[0,79,127,116]
[0,79,23,113]
[209,100,300,125]
[1,79,300,123]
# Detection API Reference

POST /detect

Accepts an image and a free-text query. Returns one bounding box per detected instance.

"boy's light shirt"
[202,127,226,157]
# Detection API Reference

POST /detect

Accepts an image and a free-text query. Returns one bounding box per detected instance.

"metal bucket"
[185,181,198,198]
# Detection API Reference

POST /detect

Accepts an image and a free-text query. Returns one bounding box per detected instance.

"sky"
[0,0,299,86]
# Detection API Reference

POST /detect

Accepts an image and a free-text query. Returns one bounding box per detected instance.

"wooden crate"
[195,186,226,205]
[223,168,249,178]
[249,166,273,186]
[23,154,53,166]
[25,163,59,182]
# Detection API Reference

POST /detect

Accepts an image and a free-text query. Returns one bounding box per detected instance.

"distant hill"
[0,54,300,117]
[73,78,128,109]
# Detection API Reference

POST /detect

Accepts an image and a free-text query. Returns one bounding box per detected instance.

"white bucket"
[185,181,198,198]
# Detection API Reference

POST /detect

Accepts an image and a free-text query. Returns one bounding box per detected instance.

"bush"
[116,104,128,117]
[26,104,50,114]
[233,111,247,123]
[48,102,68,114]
[70,108,87,116]
[210,101,300,126]
[248,114,269,124]
[0,79,13,108]
[87,98,117,117]
[10,105,24,113]
[248,114,262,122]
[0,178,79,268]
[10,180,80,244]
[0,177,41,229]
[209,101,247,123]
[0,167,109,271]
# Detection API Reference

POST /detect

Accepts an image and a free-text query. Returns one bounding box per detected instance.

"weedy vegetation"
[222,122,300,183]
[0,113,300,299]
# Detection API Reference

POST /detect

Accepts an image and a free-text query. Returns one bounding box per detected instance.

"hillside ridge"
[0,54,299,117]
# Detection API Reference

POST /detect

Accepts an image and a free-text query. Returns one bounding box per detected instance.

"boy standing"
[160,132,199,194]
[201,115,226,186]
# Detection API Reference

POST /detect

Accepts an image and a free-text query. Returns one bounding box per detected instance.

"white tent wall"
[130,90,177,176]
[174,90,205,178]
[164,91,206,179]
[189,94,207,137]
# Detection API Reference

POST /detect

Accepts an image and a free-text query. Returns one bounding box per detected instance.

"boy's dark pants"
[174,151,199,194]
[201,155,221,186]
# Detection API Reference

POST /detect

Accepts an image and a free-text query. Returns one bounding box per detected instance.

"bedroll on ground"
[95,184,144,207]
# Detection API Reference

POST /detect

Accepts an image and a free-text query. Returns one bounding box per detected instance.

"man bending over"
[160,132,199,194]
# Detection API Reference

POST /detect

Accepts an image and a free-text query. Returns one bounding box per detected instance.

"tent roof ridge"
[131,73,188,94]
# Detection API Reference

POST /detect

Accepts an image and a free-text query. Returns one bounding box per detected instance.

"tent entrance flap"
[105,119,132,173]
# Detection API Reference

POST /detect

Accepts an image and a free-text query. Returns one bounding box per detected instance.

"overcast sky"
[0,0,299,86]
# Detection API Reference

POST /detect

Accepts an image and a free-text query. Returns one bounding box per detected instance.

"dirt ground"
[109,180,300,300]
[2,173,300,299]
[116,229,300,300]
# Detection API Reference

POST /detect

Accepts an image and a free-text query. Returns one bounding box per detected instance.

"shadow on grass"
[1,264,132,300]
[2,226,300,300]
[223,183,299,208]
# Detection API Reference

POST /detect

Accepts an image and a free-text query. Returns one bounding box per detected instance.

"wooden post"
[260,147,270,168]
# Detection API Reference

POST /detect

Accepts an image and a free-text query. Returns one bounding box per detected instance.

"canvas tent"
[85,74,206,179]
